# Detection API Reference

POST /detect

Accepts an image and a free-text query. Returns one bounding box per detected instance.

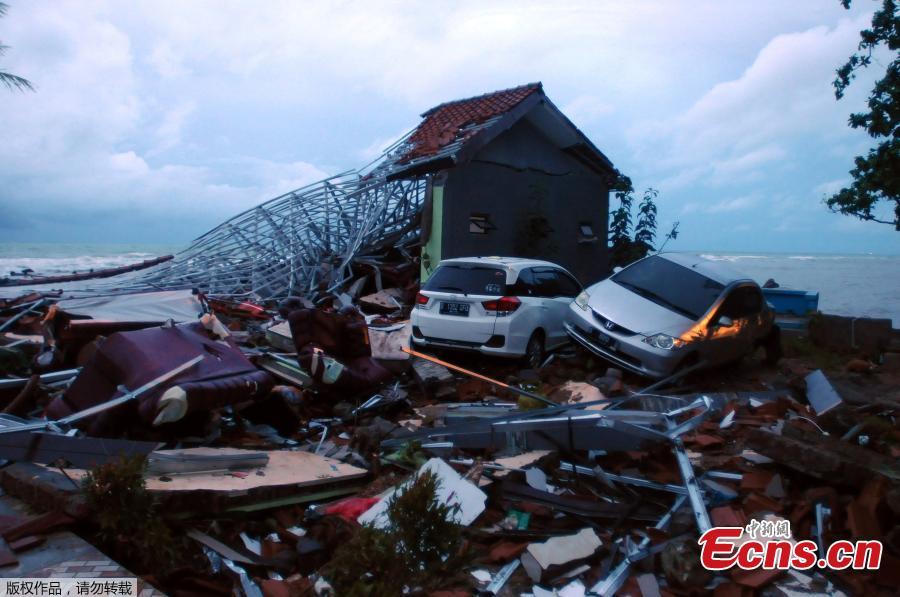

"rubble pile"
[0,258,898,596]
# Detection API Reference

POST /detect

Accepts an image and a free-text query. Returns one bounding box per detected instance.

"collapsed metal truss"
[124,133,427,301]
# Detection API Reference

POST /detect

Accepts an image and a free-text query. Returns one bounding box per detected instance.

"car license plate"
[440,302,470,317]
[593,329,611,346]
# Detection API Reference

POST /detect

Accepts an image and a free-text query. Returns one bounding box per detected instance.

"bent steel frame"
[111,133,428,301]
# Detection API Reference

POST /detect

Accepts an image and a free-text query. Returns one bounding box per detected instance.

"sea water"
[695,252,899,326]
[0,243,183,277]
[1,244,897,326]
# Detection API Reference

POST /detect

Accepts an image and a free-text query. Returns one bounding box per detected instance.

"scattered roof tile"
[711,505,747,528]
[740,470,775,492]
[846,500,881,538]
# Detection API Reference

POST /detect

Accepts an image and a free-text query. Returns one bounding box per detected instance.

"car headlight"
[574,290,590,310]
[642,333,685,350]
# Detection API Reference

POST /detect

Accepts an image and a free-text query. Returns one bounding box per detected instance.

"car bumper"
[410,334,521,358]
[563,310,682,379]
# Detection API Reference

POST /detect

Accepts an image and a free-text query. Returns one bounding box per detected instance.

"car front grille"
[565,323,644,371]
[591,311,637,336]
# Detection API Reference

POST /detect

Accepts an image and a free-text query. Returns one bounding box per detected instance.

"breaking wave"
[0,253,158,277]
[699,254,769,262]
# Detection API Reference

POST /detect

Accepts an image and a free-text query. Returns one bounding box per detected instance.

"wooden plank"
[43,450,368,515]
[144,450,366,493]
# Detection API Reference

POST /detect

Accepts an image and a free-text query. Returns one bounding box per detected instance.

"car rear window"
[423,264,508,296]
[612,256,725,320]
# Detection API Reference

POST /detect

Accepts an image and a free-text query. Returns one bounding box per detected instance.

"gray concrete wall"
[441,119,610,283]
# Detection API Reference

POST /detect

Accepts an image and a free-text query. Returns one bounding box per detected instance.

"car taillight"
[482,296,521,315]
[416,292,429,305]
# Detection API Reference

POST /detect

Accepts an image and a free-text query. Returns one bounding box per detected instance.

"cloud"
[709,145,787,182]
[357,128,411,163]
[152,101,196,153]
[147,42,190,79]
[680,194,760,214]
[813,177,848,196]
[108,151,150,175]
[637,16,871,172]
[0,1,331,242]
[618,10,900,254]
[561,95,616,127]
[0,0,895,253]
[707,195,760,213]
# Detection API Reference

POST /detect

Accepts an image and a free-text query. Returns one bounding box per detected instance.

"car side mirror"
[717,316,734,328]
[613,266,623,274]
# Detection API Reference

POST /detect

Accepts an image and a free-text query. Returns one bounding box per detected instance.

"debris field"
[0,260,898,596]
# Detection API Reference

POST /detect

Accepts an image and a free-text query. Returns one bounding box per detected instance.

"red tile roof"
[399,83,542,163]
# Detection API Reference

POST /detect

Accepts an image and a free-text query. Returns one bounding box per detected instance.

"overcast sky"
[1,0,897,254]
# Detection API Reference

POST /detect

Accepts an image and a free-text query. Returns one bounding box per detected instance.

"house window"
[578,222,597,243]
[469,213,494,234]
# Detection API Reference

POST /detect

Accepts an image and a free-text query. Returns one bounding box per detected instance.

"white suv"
[411,257,582,368]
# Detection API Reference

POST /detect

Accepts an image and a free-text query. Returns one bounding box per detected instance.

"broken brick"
[711,506,746,528]
[686,433,724,448]
[487,540,529,563]
[742,493,782,515]
[739,470,774,493]
[846,500,881,538]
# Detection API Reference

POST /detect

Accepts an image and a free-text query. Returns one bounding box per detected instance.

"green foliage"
[828,0,899,229]
[323,470,471,595]
[609,173,660,268]
[609,174,635,260]
[82,456,181,574]
[0,3,34,92]
[634,188,659,249]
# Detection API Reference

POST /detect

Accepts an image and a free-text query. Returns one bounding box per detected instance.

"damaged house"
[392,83,618,283]
[78,83,617,300]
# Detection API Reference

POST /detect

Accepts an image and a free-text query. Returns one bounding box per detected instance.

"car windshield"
[423,264,508,296]
[611,256,724,320]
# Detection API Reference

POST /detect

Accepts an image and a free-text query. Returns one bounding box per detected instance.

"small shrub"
[82,455,181,573]
[323,470,471,595]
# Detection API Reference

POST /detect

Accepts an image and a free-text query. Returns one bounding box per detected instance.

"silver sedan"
[565,253,780,379]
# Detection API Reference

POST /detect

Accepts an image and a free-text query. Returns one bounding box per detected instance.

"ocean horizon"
[1,242,897,325]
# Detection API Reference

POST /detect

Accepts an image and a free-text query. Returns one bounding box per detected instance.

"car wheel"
[524,331,544,369]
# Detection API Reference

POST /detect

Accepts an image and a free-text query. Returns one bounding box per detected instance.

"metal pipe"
[0,368,81,391]
[671,439,712,534]
[0,299,47,333]
[560,462,688,495]
[589,495,688,596]
[484,560,519,594]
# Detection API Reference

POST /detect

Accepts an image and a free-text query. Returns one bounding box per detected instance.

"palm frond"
[0,70,33,91]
